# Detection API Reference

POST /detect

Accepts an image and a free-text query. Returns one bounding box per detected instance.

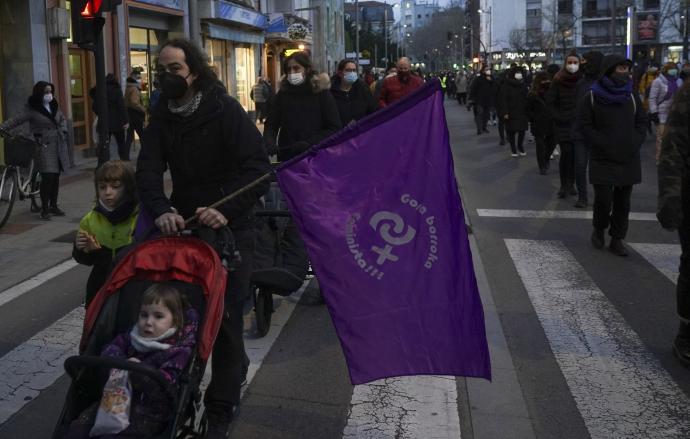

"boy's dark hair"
[141,284,185,330]
[94,160,136,202]
[157,38,218,92]
[283,51,313,74]
[337,59,356,72]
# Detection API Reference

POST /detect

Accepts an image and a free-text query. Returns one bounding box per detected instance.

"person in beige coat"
[124,70,146,155]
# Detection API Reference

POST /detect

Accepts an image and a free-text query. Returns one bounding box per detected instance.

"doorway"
[68,49,92,151]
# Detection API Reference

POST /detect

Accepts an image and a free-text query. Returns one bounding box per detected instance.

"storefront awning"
[199,0,268,29]
[132,0,183,10]
[203,22,265,45]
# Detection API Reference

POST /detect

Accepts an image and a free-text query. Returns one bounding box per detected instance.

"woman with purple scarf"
[649,62,683,163]
[581,54,647,257]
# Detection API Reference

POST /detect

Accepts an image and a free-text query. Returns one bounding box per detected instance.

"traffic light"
[71,0,122,47]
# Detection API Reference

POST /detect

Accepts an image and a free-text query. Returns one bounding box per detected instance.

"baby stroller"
[52,232,229,439]
[251,180,311,337]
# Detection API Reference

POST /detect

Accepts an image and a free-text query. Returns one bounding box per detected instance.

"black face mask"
[160,72,190,99]
[610,72,630,87]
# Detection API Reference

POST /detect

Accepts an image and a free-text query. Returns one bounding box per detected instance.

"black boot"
[673,322,690,368]
[205,406,240,439]
[574,198,588,208]
[49,206,66,216]
[608,238,629,257]
[591,228,605,249]
[40,209,51,221]
[557,188,567,199]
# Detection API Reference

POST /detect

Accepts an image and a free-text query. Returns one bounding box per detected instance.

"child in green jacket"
[73,160,139,307]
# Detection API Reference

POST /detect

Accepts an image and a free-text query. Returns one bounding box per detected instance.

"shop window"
[207,38,229,89]
[129,27,168,105]
[235,46,256,113]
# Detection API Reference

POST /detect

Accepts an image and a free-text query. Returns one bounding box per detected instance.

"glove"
[649,112,660,124]
[657,197,682,231]
[264,139,278,156]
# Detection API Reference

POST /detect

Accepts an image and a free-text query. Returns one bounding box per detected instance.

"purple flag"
[276,81,491,384]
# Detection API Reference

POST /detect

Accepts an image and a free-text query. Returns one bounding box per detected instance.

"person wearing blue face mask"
[330,59,379,127]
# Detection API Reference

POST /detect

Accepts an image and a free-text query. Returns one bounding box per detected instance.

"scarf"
[590,76,632,105]
[554,70,580,88]
[168,91,203,118]
[94,197,138,225]
[129,326,177,352]
[663,74,679,101]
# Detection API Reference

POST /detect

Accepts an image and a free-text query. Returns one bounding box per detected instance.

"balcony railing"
[582,35,625,45]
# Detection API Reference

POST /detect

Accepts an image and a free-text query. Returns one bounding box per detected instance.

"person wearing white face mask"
[263,51,341,162]
[499,67,529,157]
[331,59,379,127]
[0,81,72,220]
[546,51,582,199]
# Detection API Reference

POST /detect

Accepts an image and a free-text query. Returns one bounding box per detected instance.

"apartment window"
[417,14,421,19]
[558,0,573,14]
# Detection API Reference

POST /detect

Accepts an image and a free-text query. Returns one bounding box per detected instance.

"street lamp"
[478,7,492,56]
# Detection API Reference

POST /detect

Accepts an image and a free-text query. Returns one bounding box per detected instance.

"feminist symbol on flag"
[369,211,417,266]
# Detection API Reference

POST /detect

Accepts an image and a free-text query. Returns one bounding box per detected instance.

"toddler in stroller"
[62,284,197,438]
[53,234,228,439]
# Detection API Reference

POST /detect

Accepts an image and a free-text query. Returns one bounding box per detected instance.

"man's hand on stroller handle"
[195,207,228,229]
[155,212,186,235]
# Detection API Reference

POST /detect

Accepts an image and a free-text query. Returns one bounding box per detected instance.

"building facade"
[0,0,344,164]
[472,0,687,68]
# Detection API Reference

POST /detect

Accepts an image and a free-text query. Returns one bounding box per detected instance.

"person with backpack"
[581,55,647,257]
[649,62,683,163]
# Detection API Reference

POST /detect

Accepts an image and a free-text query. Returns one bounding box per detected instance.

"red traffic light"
[80,0,102,17]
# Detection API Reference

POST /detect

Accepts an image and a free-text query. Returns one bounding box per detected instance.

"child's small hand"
[127,357,141,363]
[76,231,101,253]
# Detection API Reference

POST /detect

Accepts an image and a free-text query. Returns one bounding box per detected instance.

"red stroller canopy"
[81,237,228,361]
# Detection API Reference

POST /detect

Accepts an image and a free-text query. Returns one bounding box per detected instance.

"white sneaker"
[510,153,518,158]
[519,152,527,156]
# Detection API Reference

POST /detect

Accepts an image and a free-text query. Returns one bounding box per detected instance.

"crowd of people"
[3,36,690,437]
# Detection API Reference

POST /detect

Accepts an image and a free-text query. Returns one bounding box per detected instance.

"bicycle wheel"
[0,166,17,229]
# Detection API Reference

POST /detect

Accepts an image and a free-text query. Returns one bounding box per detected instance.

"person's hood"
[600,54,632,78]
[582,51,604,77]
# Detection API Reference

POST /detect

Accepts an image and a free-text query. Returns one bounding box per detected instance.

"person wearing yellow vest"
[73,160,139,307]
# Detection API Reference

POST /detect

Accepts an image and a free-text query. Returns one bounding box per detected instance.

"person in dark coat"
[581,54,647,257]
[135,38,271,438]
[494,69,508,145]
[547,52,582,198]
[469,66,496,135]
[657,79,690,367]
[263,51,342,162]
[526,72,555,174]
[0,81,71,219]
[330,59,379,127]
[90,74,130,160]
[572,51,604,208]
[500,66,529,157]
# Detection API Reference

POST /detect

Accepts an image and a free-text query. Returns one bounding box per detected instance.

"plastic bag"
[90,368,131,437]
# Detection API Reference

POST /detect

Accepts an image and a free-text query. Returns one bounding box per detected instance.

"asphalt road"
[0,96,687,439]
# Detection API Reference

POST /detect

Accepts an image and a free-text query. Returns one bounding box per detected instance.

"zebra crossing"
[0,238,686,438]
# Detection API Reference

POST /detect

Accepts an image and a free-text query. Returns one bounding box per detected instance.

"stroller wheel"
[255,288,273,337]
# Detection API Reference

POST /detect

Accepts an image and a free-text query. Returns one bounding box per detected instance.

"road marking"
[629,243,681,284]
[477,209,656,221]
[342,375,461,439]
[0,259,78,308]
[505,239,690,438]
[0,307,84,424]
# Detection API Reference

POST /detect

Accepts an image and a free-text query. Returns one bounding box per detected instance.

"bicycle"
[0,127,43,229]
